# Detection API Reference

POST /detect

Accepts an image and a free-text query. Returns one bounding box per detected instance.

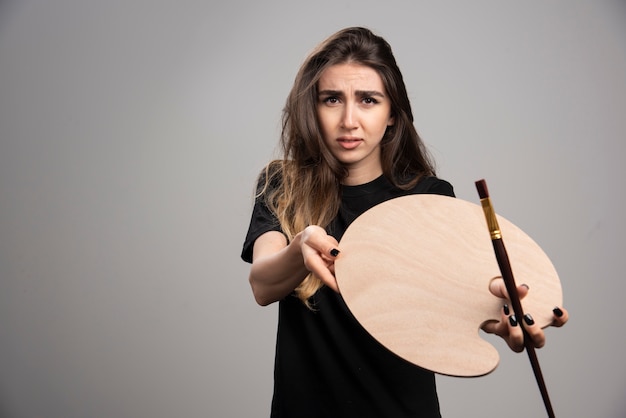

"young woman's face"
[317,63,394,185]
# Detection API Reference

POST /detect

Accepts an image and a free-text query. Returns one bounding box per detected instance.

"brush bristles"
[475,179,489,199]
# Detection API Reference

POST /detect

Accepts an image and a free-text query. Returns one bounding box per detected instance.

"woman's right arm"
[248,226,340,306]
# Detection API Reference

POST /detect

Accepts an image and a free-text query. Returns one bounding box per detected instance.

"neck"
[342,167,383,186]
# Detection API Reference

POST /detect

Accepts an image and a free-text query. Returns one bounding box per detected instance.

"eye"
[322,96,340,105]
[362,97,379,105]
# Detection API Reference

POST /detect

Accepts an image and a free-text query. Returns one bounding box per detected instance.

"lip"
[337,136,363,150]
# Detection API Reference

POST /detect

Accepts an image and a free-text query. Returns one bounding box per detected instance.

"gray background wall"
[1,1,625,417]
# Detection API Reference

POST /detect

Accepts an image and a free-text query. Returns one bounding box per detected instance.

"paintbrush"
[475,179,555,418]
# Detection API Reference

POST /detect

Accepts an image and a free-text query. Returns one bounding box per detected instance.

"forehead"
[318,63,385,90]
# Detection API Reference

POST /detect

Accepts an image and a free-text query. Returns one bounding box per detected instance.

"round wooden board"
[334,194,562,377]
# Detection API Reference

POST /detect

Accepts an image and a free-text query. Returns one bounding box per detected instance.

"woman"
[241,27,567,418]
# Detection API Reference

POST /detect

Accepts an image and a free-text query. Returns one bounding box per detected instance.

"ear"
[388,113,395,126]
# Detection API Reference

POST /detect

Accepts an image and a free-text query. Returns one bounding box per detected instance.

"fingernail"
[553,307,564,318]
[521,284,530,290]
[524,314,535,326]
[330,248,340,257]
[503,304,510,315]
[509,315,518,327]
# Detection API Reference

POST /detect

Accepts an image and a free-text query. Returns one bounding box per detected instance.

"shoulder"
[410,176,455,197]
[255,160,284,194]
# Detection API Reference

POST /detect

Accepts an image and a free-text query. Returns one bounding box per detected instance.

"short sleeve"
[240,194,283,264]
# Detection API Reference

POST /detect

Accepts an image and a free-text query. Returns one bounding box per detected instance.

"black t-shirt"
[242,175,455,418]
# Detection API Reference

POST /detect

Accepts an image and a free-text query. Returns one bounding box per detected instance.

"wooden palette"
[334,194,562,377]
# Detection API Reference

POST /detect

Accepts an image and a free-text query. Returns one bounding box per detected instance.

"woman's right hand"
[298,226,340,292]
[249,226,340,305]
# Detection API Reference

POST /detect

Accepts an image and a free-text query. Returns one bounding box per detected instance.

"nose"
[341,102,358,130]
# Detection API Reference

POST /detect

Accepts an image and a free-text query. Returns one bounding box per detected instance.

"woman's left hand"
[481,278,569,352]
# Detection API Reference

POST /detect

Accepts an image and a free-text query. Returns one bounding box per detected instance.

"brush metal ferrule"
[479,197,502,240]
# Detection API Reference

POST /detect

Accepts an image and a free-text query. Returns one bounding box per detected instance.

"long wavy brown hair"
[259,27,436,307]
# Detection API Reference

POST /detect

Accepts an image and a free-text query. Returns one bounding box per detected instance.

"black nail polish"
[330,248,340,257]
[521,283,530,290]
[524,314,535,326]
[553,307,564,318]
[509,315,518,327]
[503,304,510,315]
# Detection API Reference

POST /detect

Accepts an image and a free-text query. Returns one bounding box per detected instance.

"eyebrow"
[318,89,386,98]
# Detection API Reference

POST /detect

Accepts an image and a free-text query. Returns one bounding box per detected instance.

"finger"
[516,283,530,300]
[304,253,339,292]
[305,253,340,293]
[328,263,336,275]
[551,306,569,327]
[316,238,340,261]
[300,226,340,260]
[488,278,530,301]
[481,305,509,337]
[507,315,525,352]
[521,314,546,348]
[318,273,339,293]
[481,320,502,336]
[488,278,508,299]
